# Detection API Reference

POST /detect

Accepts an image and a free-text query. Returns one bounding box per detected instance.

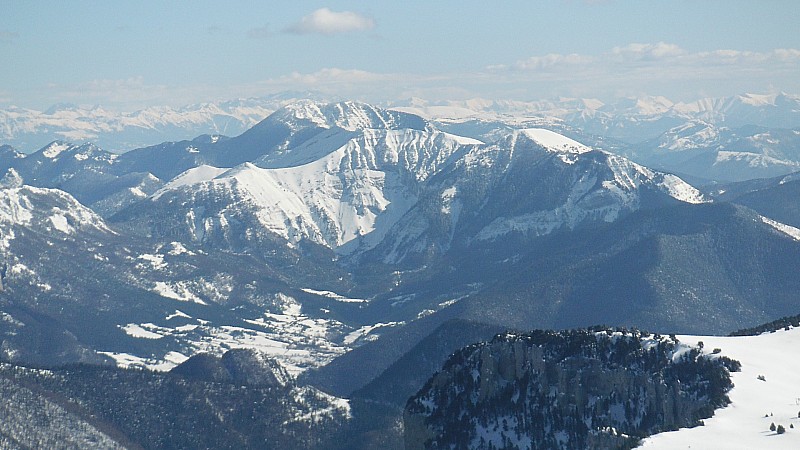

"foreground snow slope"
[641,326,800,449]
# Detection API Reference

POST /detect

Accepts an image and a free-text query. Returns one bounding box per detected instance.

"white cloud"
[773,48,800,60]
[286,8,375,35]
[253,68,416,97]
[611,42,685,60]
[18,43,800,111]
[43,77,196,110]
[138,43,800,106]
[513,53,594,70]
[505,43,800,74]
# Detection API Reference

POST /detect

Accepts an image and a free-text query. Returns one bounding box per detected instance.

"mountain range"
[1,98,800,448]
[4,93,800,182]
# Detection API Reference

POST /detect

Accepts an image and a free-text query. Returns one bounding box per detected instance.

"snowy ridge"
[761,216,800,241]
[715,151,800,169]
[31,141,118,165]
[268,100,425,133]
[394,92,800,125]
[152,165,228,199]
[474,132,704,241]
[658,173,705,204]
[4,92,799,154]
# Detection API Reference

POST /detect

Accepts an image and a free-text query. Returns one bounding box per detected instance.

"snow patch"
[166,310,191,320]
[343,321,404,346]
[48,214,73,234]
[151,281,208,305]
[121,323,163,340]
[41,142,70,159]
[519,128,591,155]
[98,350,188,371]
[152,165,228,199]
[658,174,705,204]
[137,253,166,270]
[301,288,367,303]
[165,241,194,256]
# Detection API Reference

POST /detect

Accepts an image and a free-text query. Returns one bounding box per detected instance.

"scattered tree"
[777,424,786,434]
[770,422,776,432]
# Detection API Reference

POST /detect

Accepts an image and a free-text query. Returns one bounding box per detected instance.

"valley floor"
[640,327,800,449]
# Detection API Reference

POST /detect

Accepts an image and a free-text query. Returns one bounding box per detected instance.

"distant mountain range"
[3,93,800,181]
[0,92,315,153]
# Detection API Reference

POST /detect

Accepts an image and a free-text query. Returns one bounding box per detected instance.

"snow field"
[641,327,800,449]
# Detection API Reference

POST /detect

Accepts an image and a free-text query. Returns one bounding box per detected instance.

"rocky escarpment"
[404,328,739,450]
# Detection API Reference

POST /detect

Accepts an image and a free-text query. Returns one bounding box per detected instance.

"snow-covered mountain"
[626,123,800,182]
[0,180,123,364]
[4,100,800,378]
[0,141,164,217]
[371,128,701,261]
[112,103,702,270]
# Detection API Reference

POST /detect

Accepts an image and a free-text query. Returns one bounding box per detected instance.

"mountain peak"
[268,100,429,133]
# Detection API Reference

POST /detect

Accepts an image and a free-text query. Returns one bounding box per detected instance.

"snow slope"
[151,127,477,253]
[641,327,800,449]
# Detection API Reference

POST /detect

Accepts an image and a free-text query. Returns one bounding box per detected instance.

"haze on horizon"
[2,0,799,111]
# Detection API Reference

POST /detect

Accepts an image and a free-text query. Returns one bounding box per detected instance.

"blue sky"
[2,1,799,110]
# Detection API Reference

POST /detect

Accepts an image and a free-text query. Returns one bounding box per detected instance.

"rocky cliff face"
[404,328,739,450]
